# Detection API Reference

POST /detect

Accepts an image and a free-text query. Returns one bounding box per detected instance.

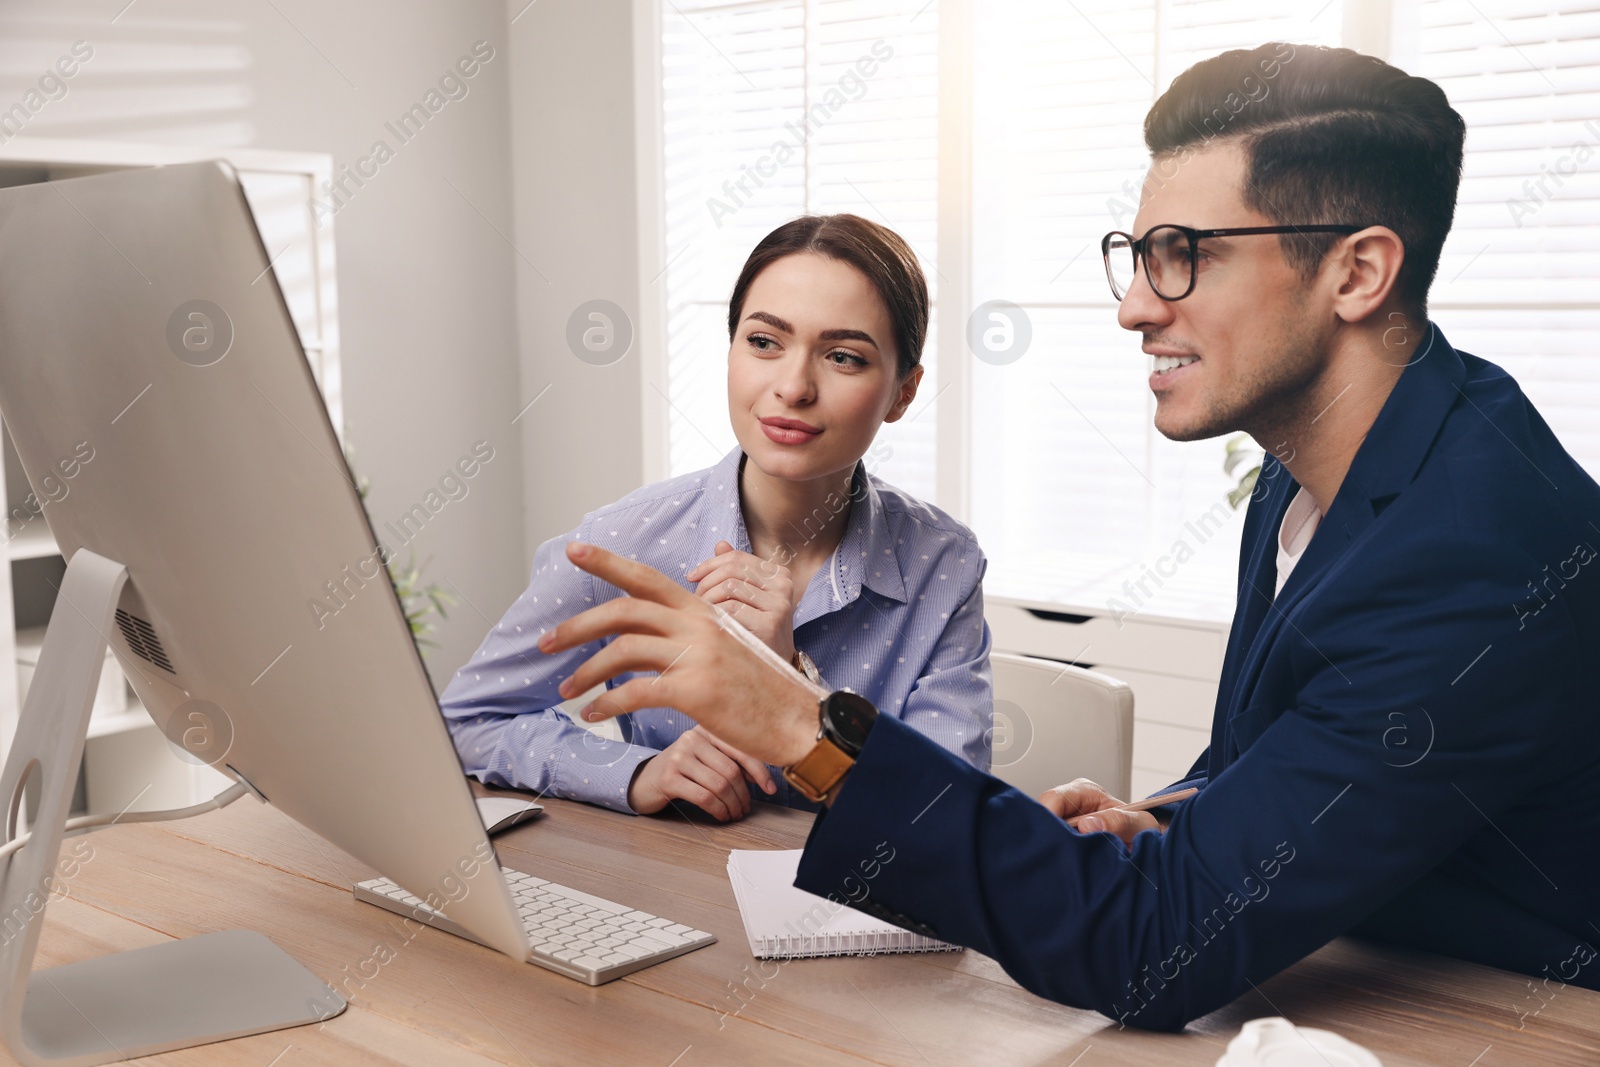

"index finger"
[565,542,706,611]
[694,567,771,602]
[1066,807,1159,846]
[703,731,777,794]
[1037,779,1117,819]
[687,548,765,585]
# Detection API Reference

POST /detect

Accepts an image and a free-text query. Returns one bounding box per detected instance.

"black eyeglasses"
[1101,224,1368,302]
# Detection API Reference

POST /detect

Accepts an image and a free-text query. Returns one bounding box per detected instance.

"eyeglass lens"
[1106,226,1194,300]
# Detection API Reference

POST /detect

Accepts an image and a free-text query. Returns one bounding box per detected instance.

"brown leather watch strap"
[782,733,854,804]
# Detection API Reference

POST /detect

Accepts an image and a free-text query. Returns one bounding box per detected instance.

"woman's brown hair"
[726,214,928,378]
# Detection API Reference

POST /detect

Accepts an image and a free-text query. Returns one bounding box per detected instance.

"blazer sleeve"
[439,521,664,814]
[795,537,1589,1030]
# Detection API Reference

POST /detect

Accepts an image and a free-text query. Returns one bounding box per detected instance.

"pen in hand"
[1112,786,1199,812]
[1063,786,1199,829]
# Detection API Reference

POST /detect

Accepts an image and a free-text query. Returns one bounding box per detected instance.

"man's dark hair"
[1144,43,1466,315]
[727,213,928,378]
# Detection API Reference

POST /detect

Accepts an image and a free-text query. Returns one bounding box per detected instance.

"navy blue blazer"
[795,325,1600,1030]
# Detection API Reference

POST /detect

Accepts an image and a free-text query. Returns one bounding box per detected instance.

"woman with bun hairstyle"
[442,214,993,821]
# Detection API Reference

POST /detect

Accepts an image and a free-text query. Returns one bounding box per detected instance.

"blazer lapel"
[1215,325,1468,756]
[1210,459,1296,766]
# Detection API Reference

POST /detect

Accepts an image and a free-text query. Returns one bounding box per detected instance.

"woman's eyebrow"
[743,313,878,350]
[744,310,792,333]
[819,328,878,349]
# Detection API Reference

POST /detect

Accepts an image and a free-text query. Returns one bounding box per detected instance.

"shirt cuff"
[548,735,660,814]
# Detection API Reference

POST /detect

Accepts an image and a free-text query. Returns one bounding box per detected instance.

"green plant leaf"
[1227,466,1261,509]
[345,455,451,658]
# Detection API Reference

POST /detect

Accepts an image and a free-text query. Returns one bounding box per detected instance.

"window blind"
[654,0,1600,621]
[1393,0,1600,468]
[968,1,1343,621]
[659,0,941,499]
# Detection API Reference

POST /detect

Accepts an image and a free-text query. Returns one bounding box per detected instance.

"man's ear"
[1329,226,1406,325]
[882,363,925,423]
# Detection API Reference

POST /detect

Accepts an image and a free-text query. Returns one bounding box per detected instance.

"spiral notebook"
[725,849,961,959]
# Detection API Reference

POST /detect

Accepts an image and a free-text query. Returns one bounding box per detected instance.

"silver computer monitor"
[0,160,530,973]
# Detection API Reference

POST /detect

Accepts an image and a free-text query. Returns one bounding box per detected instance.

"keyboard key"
[630,935,675,953]
[647,931,691,947]
[548,885,632,915]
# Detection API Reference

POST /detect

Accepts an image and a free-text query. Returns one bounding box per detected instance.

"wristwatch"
[791,649,822,685]
[782,689,878,804]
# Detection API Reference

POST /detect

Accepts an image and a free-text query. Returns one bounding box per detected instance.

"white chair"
[987,652,1134,801]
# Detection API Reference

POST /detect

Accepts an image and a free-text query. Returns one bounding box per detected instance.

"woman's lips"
[759,416,821,445]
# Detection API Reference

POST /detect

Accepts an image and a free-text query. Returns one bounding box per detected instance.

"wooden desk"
[23,791,1600,1066]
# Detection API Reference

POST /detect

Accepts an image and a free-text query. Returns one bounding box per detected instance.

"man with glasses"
[539,43,1600,1027]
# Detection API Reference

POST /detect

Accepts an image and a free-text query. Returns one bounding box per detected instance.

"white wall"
[0,0,533,688]
[505,0,648,559]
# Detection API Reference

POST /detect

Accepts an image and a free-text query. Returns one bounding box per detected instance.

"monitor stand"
[0,548,345,1066]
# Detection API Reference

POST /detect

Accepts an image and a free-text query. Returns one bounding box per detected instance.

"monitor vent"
[114,609,176,673]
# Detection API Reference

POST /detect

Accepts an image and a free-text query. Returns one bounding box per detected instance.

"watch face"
[822,689,878,753]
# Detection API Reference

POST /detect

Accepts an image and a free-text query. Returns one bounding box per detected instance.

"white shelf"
[16,624,147,740]
[5,523,58,561]
[86,708,154,740]
[985,553,1239,627]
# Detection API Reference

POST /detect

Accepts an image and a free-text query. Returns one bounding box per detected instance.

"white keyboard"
[353,866,716,985]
